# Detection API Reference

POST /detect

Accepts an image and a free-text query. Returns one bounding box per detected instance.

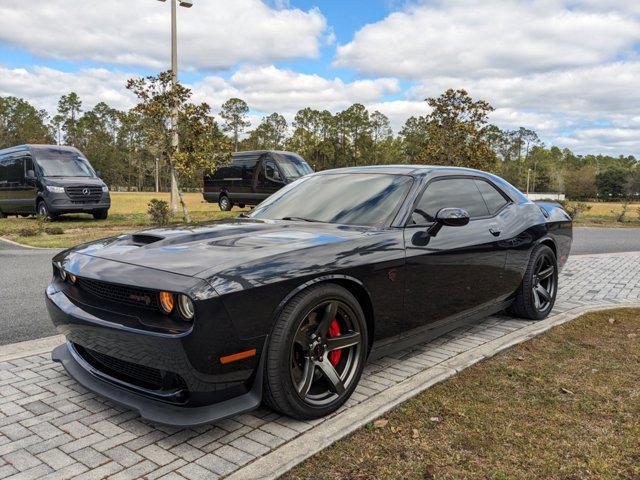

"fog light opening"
[68,274,77,284]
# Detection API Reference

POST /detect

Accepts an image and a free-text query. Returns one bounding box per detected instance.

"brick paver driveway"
[1,253,639,480]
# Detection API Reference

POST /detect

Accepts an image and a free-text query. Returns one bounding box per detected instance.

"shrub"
[147,199,171,226]
[18,227,38,237]
[44,227,64,235]
[559,200,592,219]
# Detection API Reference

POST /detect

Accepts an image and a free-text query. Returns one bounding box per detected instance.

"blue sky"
[1,0,639,156]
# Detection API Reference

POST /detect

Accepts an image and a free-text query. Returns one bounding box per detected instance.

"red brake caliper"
[328,320,341,366]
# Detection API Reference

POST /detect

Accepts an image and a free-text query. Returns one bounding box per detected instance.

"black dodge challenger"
[47,166,572,426]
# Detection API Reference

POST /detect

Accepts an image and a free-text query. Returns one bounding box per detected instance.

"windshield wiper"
[280,216,324,223]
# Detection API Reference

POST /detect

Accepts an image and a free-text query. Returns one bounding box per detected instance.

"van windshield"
[275,154,313,178]
[36,149,96,178]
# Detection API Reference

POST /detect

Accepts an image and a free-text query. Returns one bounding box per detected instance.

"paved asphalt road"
[1,226,639,346]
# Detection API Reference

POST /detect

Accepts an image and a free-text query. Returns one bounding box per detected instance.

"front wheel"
[93,209,109,220]
[218,194,232,212]
[264,284,368,419]
[508,244,558,320]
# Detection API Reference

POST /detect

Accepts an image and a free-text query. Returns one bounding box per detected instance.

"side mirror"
[96,171,102,179]
[26,170,36,180]
[427,207,470,236]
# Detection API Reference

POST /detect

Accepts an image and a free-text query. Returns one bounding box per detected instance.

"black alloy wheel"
[290,300,363,406]
[264,284,368,419]
[532,252,556,312]
[93,209,109,220]
[508,244,558,320]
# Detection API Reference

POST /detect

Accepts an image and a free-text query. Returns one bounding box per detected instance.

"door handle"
[489,226,501,237]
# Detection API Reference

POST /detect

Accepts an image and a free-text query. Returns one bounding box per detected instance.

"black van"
[0,145,111,220]
[204,150,313,211]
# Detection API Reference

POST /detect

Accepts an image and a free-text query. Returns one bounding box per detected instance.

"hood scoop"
[130,233,165,246]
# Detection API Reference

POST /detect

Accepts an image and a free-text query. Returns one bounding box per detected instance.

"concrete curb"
[0,335,64,362]
[0,237,55,250]
[227,301,640,480]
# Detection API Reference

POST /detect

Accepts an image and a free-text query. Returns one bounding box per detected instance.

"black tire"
[264,284,368,419]
[37,200,50,218]
[0,210,6,219]
[93,209,109,220]
[238,204,246,209]
[508,244,558,320]
[218,194,232,212]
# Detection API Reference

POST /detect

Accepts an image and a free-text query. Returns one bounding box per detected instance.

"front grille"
[65,185,103,202]
[77,278,159,311]
[76,344,187,392]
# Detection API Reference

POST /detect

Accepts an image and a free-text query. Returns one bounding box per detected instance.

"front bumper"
[45,191,110,214]
[52,341,264,426]
[46,260,267,426]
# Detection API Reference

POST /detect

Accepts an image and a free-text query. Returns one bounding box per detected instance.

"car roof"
[316,165,495,177]
[232,150,299,157]
[0,144,81,156]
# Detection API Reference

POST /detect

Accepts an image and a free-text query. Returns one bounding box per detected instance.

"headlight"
[46,186,65,193]
[178,295,195,320]
[159,291,175,314]
[102,185,109,193]
[68,274,77,284]
[59,268,67,281]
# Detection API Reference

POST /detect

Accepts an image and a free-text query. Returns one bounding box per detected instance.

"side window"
[412,178,489,224]
[265,161,281,181]
[6,158,24,186]
[475,179,509,215]
[241,160,256,180]
[0,158,7,185]
[24,157,34,176]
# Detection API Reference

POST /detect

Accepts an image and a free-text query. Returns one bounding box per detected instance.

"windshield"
[249,173,413,226]
[276,154,313,178]
[36,149,96,178]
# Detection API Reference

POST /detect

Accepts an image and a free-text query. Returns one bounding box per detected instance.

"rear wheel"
[264,284,368,419]
[218,194,232,211]
[0,210,7,219]
[508,244,557,320]
[93,209,109,220]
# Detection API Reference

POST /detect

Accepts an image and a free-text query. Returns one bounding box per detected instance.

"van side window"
[0,157,7,185]
[24,157,34,177]
[6,158,24,186]
[265,161,281,181]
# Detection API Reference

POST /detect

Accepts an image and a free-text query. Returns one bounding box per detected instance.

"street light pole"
[169,0,179,214]
[157,0,192,213]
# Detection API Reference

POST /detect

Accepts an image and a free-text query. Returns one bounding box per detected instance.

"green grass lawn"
[0,192,243,248]
[286,308,640,480]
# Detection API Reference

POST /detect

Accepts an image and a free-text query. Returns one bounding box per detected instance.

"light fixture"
[178,295,195,320]
[159,291,175,314]
[68,274,77,284]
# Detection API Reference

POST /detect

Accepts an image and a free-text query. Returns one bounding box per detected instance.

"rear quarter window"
[475,179,509,215]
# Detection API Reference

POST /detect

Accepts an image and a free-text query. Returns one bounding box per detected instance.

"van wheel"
[219,194,232,212]
[93,209,109,220]
[37,201,50,218]
[238,204,246,209]
[0,211,6,219]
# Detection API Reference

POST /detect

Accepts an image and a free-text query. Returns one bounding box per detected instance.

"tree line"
[1,74,638,208]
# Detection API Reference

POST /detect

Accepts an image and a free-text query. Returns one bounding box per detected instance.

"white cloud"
[335,0,640,79]
[0,0,326,71]
[0,64,400,123]
[194,65,400,114]
[0,66,135,114]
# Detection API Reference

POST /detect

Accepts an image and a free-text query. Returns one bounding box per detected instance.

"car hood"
[44,177,105,187]
[68,218,370,277]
